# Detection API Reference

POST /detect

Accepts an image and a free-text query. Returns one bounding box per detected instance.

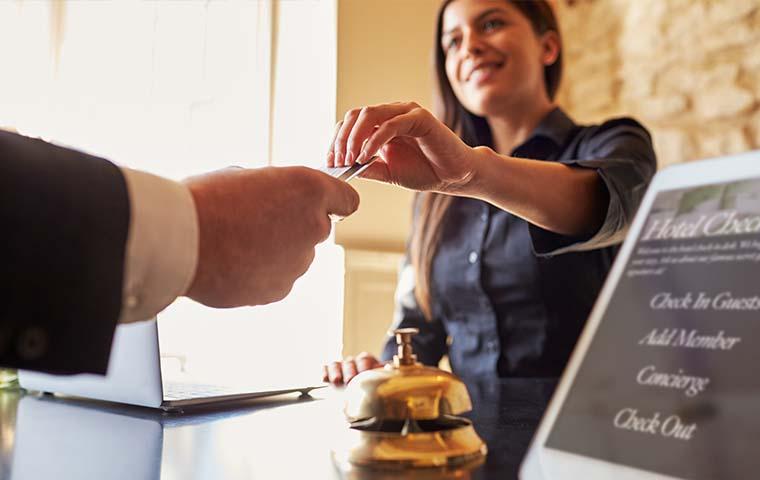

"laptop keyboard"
[163,382,247,401]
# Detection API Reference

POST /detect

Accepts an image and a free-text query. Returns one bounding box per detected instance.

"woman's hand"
[322,352,384,386]
[326,102,608,238]
[327,102,480,194]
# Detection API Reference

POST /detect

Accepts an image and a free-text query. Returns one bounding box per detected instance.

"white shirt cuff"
[118,167,199,323]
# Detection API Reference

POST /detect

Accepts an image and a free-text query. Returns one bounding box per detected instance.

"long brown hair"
[411,0,563,320]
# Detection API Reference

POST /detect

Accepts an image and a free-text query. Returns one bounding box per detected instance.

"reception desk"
[0,378,556,479]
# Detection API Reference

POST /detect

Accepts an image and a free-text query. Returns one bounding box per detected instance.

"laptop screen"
[545,177,760,479]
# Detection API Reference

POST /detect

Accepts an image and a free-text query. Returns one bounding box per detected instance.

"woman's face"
[441,0,558,117]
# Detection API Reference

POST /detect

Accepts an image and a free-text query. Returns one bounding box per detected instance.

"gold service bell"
[332,328,487,472]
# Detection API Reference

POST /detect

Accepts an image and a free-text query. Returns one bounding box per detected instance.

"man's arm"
[0,131,360,375]
[0,131,130,374]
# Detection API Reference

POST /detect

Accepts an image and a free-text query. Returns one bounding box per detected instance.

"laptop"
[521,150,760,480]
[18,317,322,412]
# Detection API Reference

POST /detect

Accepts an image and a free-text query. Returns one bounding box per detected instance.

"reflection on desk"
[0,378,557,480]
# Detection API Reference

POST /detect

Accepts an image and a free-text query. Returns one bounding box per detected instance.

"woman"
[324,0,656,384]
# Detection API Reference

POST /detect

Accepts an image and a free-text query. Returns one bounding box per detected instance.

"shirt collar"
[530,106,577,148]
[510,107,577,160]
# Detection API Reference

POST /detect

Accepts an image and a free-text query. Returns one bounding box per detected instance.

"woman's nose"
[461,30,486,57]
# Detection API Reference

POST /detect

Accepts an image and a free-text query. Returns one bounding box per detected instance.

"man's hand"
[183,166,359,307]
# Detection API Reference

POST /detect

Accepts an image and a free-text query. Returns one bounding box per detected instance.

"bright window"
[0,0,342,386]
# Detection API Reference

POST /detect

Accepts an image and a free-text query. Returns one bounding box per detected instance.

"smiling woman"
[324,0,658,384]
[439,0,561,124]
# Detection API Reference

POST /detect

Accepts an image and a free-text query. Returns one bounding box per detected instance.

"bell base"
[332,421,487,471]
[333,458,485,480]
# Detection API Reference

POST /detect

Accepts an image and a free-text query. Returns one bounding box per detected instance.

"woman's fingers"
[355,352,381,372]
[333,109,363,167]
[326,121,343,167]
[357,107,430,165]
[332,102,428,167]
[323,353,382,386]
[326,361,344,386]
[348,102,419,165]
[341,358,359,384]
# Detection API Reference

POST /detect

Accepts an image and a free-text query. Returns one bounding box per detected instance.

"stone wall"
[555,0,760,167]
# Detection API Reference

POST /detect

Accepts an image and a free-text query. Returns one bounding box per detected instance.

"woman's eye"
[482,19,504,32]
[446,37,461,52]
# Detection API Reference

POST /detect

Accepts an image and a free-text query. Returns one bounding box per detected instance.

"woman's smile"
[466,59,505,86]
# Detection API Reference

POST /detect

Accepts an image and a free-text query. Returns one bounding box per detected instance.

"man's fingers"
[321,177,360,218]
[293,247,317,280]
[357,159,391,184]
[314,213,332,243]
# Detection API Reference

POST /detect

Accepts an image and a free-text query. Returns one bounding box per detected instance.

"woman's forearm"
[460,146,609,237]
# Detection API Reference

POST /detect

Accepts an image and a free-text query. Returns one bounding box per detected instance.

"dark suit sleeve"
[0,131,130,374]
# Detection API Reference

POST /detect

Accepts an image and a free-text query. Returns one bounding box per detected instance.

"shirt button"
[468,251,479,264]
[480,212,488,222]
[485,340,499,353]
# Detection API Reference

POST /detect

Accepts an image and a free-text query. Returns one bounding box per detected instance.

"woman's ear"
[540,30,561,66]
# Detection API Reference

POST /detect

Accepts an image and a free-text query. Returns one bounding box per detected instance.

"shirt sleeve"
[529,118,657,257]
[380,259,448,366]
[118,167,199,324]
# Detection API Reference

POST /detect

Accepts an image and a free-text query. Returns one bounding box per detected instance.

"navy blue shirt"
[380,108,657,378]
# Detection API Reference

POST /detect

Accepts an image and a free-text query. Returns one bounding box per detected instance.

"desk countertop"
[0,377,556,480]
